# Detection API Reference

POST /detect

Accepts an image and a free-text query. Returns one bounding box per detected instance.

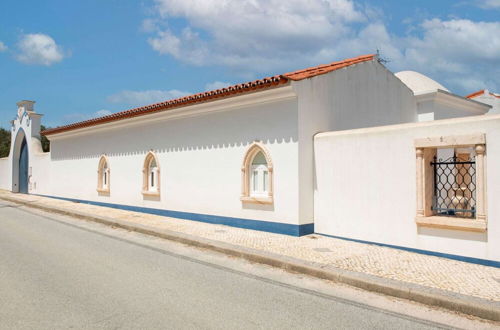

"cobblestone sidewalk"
[2,190,499,302]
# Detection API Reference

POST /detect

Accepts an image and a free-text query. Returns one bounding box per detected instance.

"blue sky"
[0,0,499,128]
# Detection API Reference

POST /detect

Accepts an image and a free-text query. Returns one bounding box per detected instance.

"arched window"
[241,142,273,204]
[97,155,110,194]
[251,152,269,196]
[142,151,160,196]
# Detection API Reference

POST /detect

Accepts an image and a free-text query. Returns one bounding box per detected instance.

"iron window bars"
[431,154,476,218]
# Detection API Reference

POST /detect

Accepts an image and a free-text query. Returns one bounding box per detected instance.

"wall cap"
[314,114,500,140]
[414,133,485,148]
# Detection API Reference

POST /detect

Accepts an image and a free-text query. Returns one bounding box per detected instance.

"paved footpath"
[1,191,499,308]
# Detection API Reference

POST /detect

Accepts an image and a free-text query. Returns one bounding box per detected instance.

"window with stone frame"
[142,151,160,197]
[414,134,486,232]
[97,155,110,194]
[241,142,273,204]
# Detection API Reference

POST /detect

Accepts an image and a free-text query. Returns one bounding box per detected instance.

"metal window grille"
[431,154,476,218]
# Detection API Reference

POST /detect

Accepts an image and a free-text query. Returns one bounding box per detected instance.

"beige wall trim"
[415,148,437,217]
[414,133,485,148]
[416,148,424,216]
[415,216,487,232]
[475,144,487,221]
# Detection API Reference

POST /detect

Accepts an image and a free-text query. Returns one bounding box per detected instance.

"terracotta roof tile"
[466,90,486,99]
[282,54,375,81]
[42,54,375,136]
[466,89,500,99]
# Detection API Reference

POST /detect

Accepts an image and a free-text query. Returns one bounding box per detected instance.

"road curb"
[2,194,499,322]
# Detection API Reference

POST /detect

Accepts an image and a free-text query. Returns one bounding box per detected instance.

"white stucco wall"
[0,157,9,189]
[30,151,51,195]
[293,59,417,226]
[41,91,300,225]
[314,114,500,262]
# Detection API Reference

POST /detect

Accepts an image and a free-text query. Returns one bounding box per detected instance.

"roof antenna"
[376,48,390,65]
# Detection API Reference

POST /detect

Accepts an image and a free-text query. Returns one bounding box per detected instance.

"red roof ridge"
[42,54,376,136]
[466,89,500,99]
[283,54,375,81]
[466,90,486,99]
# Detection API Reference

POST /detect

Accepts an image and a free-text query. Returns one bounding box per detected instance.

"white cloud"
[148,30,182,57]
[144,0,500,94]
[107,89,191,106]
[400,19,500,91]
[16,33,65,66]
[141,18,161,32]
[147,0,366,71]
[475,0,500,9]
[204,81,232,91]
[154,0,364,23]
[0,41,7,52]
[331,22,403,64]
[405,19,500,66]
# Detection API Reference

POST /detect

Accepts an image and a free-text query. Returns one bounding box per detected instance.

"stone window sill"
[240,196,273,205]
[142,190,160,197]
[96,188,110,195]
[415,216,487,232]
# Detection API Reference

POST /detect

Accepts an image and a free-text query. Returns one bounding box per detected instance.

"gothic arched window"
[97,155,110,194]
[240,142,273,204]
[142,151,160,196]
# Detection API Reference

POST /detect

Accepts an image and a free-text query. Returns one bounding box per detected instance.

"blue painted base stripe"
[318,233,500,268]
[34,194,314,237]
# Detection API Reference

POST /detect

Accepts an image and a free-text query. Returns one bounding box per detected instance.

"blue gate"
[19,138,29,194]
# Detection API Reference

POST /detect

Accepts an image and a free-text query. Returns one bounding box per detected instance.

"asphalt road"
[0,200,481,329]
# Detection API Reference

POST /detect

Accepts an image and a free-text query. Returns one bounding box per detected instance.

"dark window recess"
[431,154,476,218]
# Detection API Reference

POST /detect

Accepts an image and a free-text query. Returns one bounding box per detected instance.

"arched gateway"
[8,100,42,194]
[11,120,30,194]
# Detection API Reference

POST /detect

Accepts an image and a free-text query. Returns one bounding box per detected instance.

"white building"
[395,71,490,121]
[1,54,498,265]
[466,89,500,115]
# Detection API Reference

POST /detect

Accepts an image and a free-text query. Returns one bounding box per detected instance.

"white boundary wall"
[314,114,500,262]
[0,157,9,189]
